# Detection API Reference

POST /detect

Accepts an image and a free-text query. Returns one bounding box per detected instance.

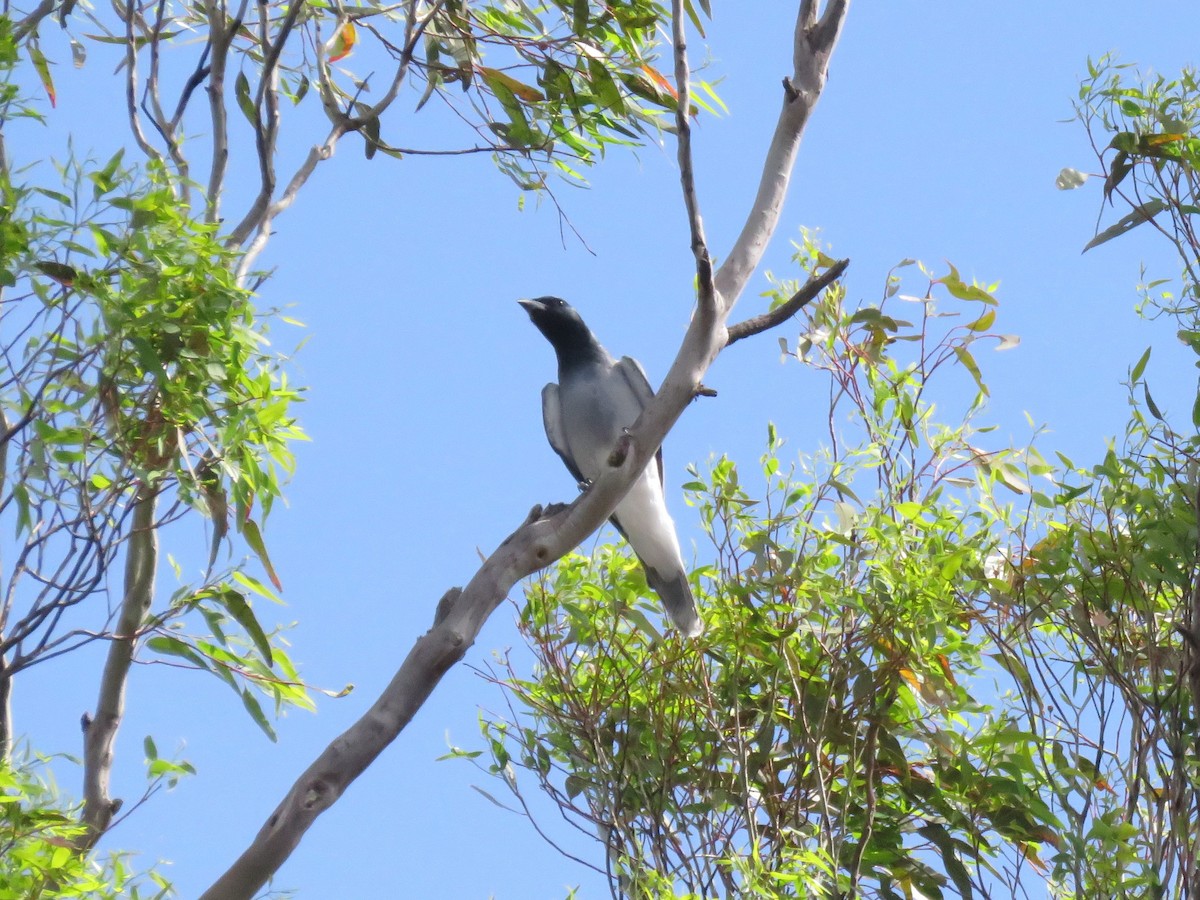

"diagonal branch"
[713,0,850,311]
[200,3,850,897]
[726,257,849,346]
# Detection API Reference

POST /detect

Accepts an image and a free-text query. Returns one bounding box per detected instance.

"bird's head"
[518,296,603,361]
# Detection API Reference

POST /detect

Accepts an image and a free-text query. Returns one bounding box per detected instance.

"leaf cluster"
[469,256,1067,898]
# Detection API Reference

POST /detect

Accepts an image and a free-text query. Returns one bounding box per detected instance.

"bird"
[518,296,703,638]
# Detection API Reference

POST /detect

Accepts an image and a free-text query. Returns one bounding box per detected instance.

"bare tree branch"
[205,0,248,224]
[228,0,443,269]
[201,4,851,895]
[122,0,166,166]
[0,653,11,763]
[725,257,849,347]
[713,0,849,310]
[76,486,158,847]
[12,0,54,41]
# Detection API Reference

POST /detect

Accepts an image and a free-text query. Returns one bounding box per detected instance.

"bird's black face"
[517,296,592,349]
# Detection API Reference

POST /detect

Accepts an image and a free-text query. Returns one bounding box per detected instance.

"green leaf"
[235,70,256,124]
[220,588,274,666]
[1143,383,1163,420]
[241,518,283,591]
[144,735,158,761]
[146,635,208,669]
[1083,199,1165,252]
[232,569,281,603]
[953,345,988,397]
[918,823,974,899]
[1130,346,1151,382]
[240,688,277,741]
[471,784,515,811]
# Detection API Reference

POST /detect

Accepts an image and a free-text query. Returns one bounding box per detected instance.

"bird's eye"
[551,298,564,307]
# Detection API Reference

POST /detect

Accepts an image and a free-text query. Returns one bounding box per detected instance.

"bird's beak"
[517,297,545,316]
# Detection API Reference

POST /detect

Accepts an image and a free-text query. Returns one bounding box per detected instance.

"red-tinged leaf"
[29,42,55,107]
[640,64,677,99]
[936,653,957,686]
[241,518,283,591]
[326,20,356,63]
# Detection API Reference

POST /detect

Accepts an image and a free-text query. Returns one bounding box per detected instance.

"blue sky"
[11,3,1200,897]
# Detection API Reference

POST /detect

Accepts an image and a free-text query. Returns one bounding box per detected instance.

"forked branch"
[200,3,851,897]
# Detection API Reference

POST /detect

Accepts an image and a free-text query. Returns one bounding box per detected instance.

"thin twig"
[669,0,714,314]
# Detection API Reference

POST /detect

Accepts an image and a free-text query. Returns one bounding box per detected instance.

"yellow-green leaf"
[478,66,544,103]
[968,309,996,332]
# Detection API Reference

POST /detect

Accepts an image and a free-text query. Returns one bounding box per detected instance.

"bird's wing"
[541,383,586,485]
[614,356,664,484]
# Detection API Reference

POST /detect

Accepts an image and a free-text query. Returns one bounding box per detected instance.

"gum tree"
[0,0,854,896]
[467,58,1200,899]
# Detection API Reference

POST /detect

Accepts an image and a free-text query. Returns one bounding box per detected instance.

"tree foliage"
[470,61,1200,900]
[0,0,730,894]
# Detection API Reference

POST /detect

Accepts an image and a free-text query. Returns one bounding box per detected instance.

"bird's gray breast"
[558,365,642,480]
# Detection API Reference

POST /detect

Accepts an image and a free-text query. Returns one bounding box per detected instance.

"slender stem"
[669,0,714,314]
[123,0,165,164]
[76,486,158,847]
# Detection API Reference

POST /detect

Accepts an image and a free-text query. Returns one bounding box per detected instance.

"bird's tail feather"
[643,563,704,638]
